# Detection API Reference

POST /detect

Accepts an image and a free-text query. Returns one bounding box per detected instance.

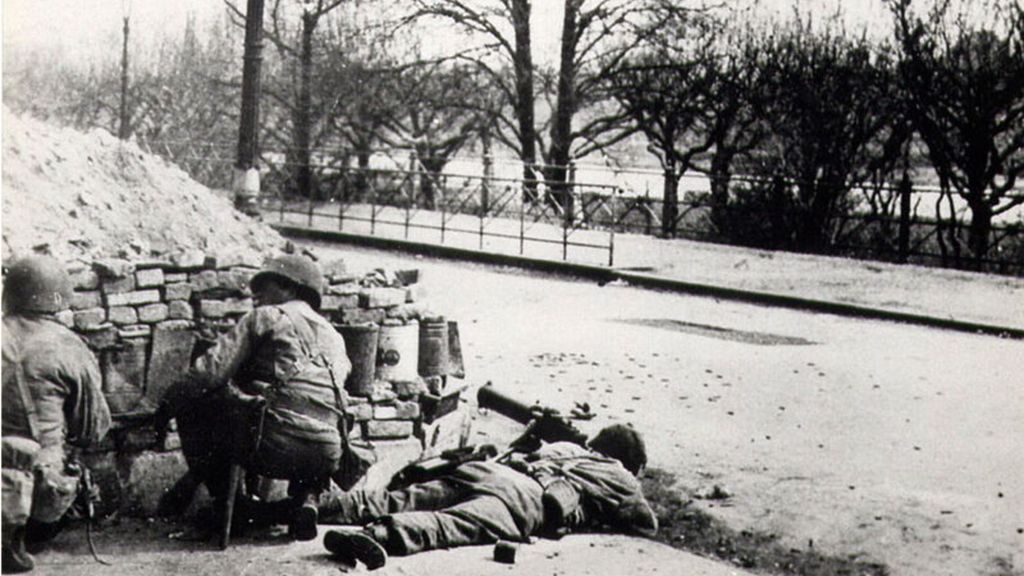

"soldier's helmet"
[587,423,647,476]
[2,255,74,314]
[250,254,324,310]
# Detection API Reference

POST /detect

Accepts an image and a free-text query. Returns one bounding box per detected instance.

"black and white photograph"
[1,0,1022,574]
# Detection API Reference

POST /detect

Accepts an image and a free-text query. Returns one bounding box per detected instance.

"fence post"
[898,172,912,263]
[519,187,526,256]
[405,151,416,240]
[440,174,447,244]
[608,228,615,267]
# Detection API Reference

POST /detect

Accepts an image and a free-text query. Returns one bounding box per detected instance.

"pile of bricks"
[54,250,458,514]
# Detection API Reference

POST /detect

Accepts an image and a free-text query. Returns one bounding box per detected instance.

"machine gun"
[477,382,588,448]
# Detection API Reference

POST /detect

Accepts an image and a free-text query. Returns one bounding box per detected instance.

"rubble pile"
[1,107,284,263]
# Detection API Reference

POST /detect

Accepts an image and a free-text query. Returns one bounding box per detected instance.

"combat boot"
[288,493,318,542]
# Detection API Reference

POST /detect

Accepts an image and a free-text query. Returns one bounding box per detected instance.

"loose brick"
[167,300,194,320]
[135,268,165,288]
[386,303,426,321]
[93,258,136,278]
[118,324,152,338]
[373,405,398,420]
[105,289,160,307]
[363,420,414,440]
[199,299,227,318]
[360,288,407,309]
[394,399,421,419]
[347,403,374,422]
[321,294,359,312]
[218,270,252,294]
[108,306,139,325]
[169,250,206,270]
[156,319,194,331]
[395,269,420,286]
[206,251,247,269]
[137,303,169,323]
[326,282,361,296]
[392,380,428,399]
[322,258,348,281]
[54,310,74,328]
[71,290,103,310]
[70,269,100,290]
[163,283,193,301]
[73,308,106,330]
[190,270,220,292]
[336,308,386,325]
[82,327,118,350]
[164,272,188,284]
[101,275,136,295]
[223,297,254,316]
[406,285,424,303]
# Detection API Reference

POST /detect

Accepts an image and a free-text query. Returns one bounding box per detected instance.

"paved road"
[333,244,1023,576]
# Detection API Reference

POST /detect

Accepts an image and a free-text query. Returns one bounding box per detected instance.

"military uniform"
[175,299,352,498]
[319,441,657,557]
[2,256,112,573]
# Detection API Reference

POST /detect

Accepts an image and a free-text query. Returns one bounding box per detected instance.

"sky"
[1,0,893,67]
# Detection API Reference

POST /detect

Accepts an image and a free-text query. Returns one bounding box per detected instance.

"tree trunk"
[708,151,733,237]
[967,196,993,270]
[419,154,448,211]
[118,15,131,140]
[662,167,679,237]
[355,150,371,200]
[293,12,316,200]
[546,0,580,224]
[511,0,538,201]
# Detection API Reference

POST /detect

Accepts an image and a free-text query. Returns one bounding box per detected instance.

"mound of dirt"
[2,107,284,264]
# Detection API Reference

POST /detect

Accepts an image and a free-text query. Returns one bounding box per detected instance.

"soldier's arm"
[192,309,261,385]
[64,340,112,447]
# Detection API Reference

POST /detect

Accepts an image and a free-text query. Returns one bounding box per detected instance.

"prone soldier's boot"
[2,526,35,574]
[323,525,387,571]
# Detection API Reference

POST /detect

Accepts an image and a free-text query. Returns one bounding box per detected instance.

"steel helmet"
[2,255,75,314]
[250,254,324,310]
[587,424,647,475]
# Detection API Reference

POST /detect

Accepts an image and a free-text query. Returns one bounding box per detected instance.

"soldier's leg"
[318,478,468,525]
[377,494,523,555]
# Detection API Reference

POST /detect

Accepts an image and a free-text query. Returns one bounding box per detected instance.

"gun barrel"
[477,383,535,425]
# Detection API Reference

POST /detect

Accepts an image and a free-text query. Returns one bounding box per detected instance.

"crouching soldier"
[157,254,352,541]
[2,256,112,573]
[318,424,657,570]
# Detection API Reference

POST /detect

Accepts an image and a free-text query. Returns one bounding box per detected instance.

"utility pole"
[117,13,130,140]
[234,0,266,215]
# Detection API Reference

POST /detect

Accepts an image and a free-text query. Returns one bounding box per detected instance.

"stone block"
[108,306,139,325]
[54,310,74,328]
[321,294,359,312]
[164,272,189,284]
[118,450,190,517]
[167,300,194,320]
[105,289,160,307]
[100,337,148,414]
[327,282,361,296]
[395,269,420,286]
[156,320,195,331]
[163,282,193,301]
[406,285,424,303]
[101,275,136,295]
[373,404,398,420]
[169,250,207,270]
[360,288,407,309]
[71,290,103,310]
[218,270,252,294]
[93,258,136,279]
[135,268,165,288]
[70,269,100,290]
[137,303,169,323]
[117,325,152,339]
[392,379,428,400]
[82,326,118,350]
[322,258,348,282]
[73,308,106,330]
[205,251,247,269]
[363,419,414,440]
[190,270,220,292]
[199,299,227,318]
[386,304,426,322]
[394,399,421,419]
[336,307,386,325]
[347,402,374,422]
[223,297,254,316]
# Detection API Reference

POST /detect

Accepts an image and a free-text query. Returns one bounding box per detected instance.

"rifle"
[74,462,111,566]
[477,382,588,448]
[387,444,498,490]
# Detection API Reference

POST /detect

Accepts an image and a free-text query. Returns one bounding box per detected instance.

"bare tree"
[889,0,1024,266]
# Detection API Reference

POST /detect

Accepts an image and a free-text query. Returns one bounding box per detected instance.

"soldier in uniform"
[2,256,112,573]
[319,424,657,570]
[158,254,351,541]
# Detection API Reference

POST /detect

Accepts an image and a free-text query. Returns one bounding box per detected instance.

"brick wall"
[54,251,462,515]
